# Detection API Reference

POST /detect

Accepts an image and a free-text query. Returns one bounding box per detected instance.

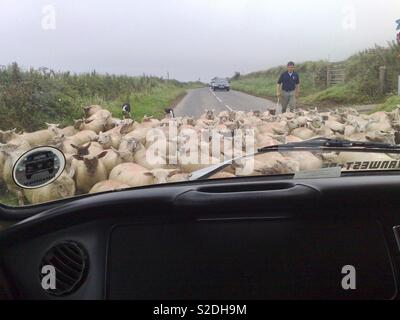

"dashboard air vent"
[39,241,89,296]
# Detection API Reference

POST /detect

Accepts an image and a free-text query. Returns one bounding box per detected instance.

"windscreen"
[0,0,400,206]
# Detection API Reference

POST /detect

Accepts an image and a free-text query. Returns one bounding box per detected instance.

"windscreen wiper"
[189,137,400,181]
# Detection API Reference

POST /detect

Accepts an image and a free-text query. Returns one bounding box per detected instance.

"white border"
[12,146,66,189]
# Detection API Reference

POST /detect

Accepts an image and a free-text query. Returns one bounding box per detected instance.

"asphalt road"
[174,87,276,117]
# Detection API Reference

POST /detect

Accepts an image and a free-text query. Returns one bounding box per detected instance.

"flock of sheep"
[1,103,400,206]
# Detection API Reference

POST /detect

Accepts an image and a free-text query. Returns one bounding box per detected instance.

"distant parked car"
[212,78,230,91]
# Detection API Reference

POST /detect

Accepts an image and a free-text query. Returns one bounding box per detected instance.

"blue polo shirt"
[277,71,300,92]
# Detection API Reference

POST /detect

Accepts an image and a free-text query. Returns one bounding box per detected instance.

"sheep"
[70,141,103,157]
[89,180,130,194]
[23,163,76,204]
[6,104,400,207]
[209,172,236,179]
[118,119,136,134]
[290,127,316,140]
[134,139,168,170]
[70,130,98,145]
[74,118,106,134]
[118,134,169,169]
[51,130,98,154]
[286,151,323,171]
[323,120,345,135]
[72,150,108,193]
[366,118,392,132]
[144,168,180,184]
[109,162,153,187]
[124,127,150,145]
[167,172,190,182]
[200,109,216,121]
[365,131,396,145]
[0,143,21,183]
[83,105,103,118]
[1,143,31,205]
[46,123,78,137]
[117,137,138,162]
[102,147,123,175]
[74,109,114,133]
[0,128,18,143]
[19,128,56,147]
[232,154,300,176]
[141,115,160,128]
[97,131,121,149]
[255,158,300,176]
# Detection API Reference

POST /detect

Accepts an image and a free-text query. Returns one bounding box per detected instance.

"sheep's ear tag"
[12,146,66,189]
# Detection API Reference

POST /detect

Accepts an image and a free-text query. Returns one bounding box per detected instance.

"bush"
[0,63,190,131]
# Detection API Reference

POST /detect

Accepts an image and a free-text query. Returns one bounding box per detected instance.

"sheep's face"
[219,115,228,123]
[74,119,85,130]
[71,142,91,156]
[311,118,323,129]
[126,138,139,152]
[0,143,19,156]
[287,120,298,131]
[98,132,111,145]
[145,169,180,184]
[120,121,135,134]
[83,105,102,118]
[51,134,66,146]
[83,106,91,117]
[228,111,236,122]
[205,109,215,120]
[46,123,60,134]
[73,151,107,169]
[0,129,17,143]
[186,117,195,126]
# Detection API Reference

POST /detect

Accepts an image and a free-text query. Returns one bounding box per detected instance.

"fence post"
[398,75,400,96]
[379,66,387,94]
[326,64,331,87]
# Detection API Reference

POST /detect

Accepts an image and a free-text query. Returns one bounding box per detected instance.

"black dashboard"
[1,174,400,299]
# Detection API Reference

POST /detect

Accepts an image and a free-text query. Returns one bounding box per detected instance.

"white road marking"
[209,89,235,111]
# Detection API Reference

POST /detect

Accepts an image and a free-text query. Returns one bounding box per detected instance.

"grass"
[231,68,323,100]
[74,82,189,122]
[231,43,400,108]
[299,83,374,106]
[0,63,202,132]
[372,95,400,112]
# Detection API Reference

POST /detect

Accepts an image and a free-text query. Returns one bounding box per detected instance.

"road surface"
[174,87,276,117]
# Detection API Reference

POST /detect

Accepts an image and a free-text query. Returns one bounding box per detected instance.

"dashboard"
[1,174,400,299]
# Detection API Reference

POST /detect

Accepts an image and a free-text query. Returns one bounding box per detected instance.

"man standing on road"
[276,62,300,113]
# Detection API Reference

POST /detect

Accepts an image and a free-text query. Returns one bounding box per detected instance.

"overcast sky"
[0,0,399,81]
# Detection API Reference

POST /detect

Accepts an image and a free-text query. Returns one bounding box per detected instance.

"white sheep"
[72,150,108,193]
[23,164,76,204]
[89,180,130,194]
[98,131,122,149]
[109,162,153,187]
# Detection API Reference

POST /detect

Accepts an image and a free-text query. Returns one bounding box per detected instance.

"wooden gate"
[326,62,346,87]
